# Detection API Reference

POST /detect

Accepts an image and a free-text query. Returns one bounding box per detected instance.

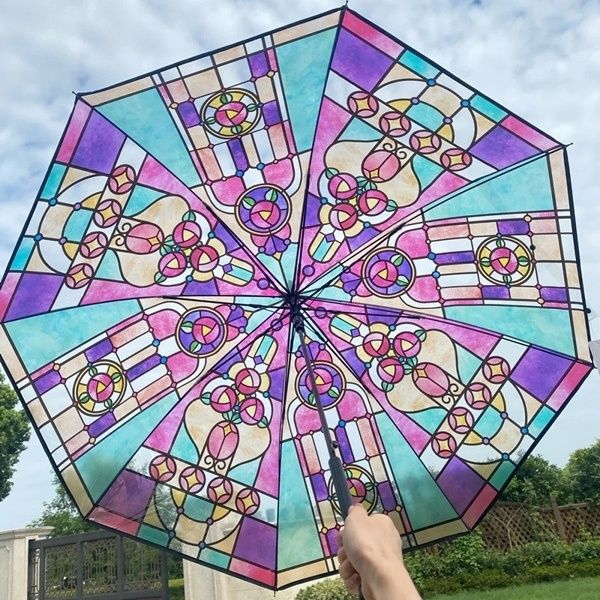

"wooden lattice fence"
[479,500,600,551]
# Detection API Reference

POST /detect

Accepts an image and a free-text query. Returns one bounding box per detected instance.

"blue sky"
[0,0,598,530]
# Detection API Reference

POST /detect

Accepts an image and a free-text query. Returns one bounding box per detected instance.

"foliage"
[433,576,600,600]
[500,454,568,505]
[563,441,600,504]
[0,372,30,501]
[294,538,600,599]
[29,475,97,536]
[295,578,354,600]
[168,578,185,600]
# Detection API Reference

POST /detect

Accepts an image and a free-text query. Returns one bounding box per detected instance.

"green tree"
[500,454,567,505]
[30,475,97,536]
[563,440,600,504]
[0,372,30,501]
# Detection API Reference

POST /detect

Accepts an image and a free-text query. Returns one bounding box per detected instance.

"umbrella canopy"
[0,5,593,590]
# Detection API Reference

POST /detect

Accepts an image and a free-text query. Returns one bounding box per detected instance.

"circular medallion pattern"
[74,360,126,415]
[177,308,227,357]
[202,89,261,138]
[477,236,533,286]
[297,362,345,409]
[363,248,414,297]
[330,465,378,514]
[236,185,290,234]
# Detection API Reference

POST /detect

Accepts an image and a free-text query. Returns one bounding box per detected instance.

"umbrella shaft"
[295,316,353,519]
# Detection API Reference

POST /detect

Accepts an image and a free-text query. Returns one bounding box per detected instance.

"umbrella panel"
[0,5,593,591]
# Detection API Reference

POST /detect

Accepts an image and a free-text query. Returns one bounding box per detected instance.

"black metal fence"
[28,530,169,600]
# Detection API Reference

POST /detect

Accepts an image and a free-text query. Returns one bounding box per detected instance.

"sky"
[0,0,598,530]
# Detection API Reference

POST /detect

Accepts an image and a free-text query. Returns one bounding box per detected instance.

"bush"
[294,536,600,599]
[168,577,185,600]
[295,578,353,600]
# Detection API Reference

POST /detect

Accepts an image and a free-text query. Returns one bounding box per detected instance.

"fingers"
[338,557,356,581]
[343,572,362,595]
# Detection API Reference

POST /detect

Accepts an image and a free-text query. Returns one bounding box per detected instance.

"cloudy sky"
[0,0,598,530]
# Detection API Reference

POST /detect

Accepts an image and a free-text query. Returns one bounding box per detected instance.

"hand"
[337,505,421,599]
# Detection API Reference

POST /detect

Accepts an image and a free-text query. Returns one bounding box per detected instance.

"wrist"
[369,560,421,600]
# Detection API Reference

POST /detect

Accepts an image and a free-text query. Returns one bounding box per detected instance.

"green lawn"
[432,577,600,600]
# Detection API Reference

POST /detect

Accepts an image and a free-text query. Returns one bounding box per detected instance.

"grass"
[168,577,185,600]
[432,577,600,600]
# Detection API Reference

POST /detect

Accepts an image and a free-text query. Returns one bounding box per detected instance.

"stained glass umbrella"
[0,6,593,591]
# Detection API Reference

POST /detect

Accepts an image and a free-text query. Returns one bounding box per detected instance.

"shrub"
[295,578,353,600]
[294,536,600,599]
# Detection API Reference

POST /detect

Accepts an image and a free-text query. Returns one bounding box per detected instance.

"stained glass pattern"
[0,6,592,591]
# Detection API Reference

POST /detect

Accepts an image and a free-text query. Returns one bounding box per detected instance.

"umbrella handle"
[329,455,366,600]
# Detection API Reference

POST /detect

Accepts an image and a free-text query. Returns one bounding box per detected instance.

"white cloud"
[0,0,598,528]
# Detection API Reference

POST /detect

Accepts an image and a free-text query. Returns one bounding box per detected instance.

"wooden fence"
[479,499,600,551]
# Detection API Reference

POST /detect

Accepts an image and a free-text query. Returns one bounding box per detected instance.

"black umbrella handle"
[329,455,366,600]
[295,315,365,599]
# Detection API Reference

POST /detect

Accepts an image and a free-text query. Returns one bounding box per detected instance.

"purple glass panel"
[127,354,161,381]
[335,426,354,463]
[378,481,396,512]
[99,470,155,521]
[262,100,281,126]
[234,517,276,569]
[435,251,475,265]
[310,472,329,501]
[5,273,63,321]
[71,111,125,174]
[331,29,393,91]
[33,369,61,395]
[482,286,510,300]
[177,101,200,127]
[511,347,572,401]
[88,412,117,438]
[498,219,530,235]
[540,287,568,303]
[249,52,269,77]
[437,457,485,514]
[85,338,113,362]
[470,126,538,170]
[227,138,249,171]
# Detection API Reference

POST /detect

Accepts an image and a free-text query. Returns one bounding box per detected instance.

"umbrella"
[0,5,593,591]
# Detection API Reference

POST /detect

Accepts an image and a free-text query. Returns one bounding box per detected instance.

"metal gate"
[28,530,169,600]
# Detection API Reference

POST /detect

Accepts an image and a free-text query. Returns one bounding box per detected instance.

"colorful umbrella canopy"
[0,5,593,590]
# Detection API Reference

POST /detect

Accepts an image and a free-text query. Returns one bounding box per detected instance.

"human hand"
[337,505,421,599]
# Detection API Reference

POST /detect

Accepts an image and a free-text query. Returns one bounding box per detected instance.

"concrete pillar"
[0,527,54,600]
[183,558,336,600]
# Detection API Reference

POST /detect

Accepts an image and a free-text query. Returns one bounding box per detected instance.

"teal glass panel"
[528,405,555,437]
[277,28,337,152]
[6,299,141,372]
[340,117,381,142]
[41,164,67,199]
[277,440,323,570]
[75,392,179,501]
[425,155,553,221]
[399,50,439,79]
[471,95,508,122]
[10,237,35,271]
[408,408,446,434]
[489,460,515,490]
[445,305,575,356]
[376,412,457,529]
[98,89,200,186]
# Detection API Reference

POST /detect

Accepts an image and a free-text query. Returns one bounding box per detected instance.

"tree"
[500,454,567,505]
[30,475,97,536]
[0,372,30,501]
[563,440,600,504]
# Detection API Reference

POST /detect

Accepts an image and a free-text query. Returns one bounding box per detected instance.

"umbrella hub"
[283,290,304,332]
